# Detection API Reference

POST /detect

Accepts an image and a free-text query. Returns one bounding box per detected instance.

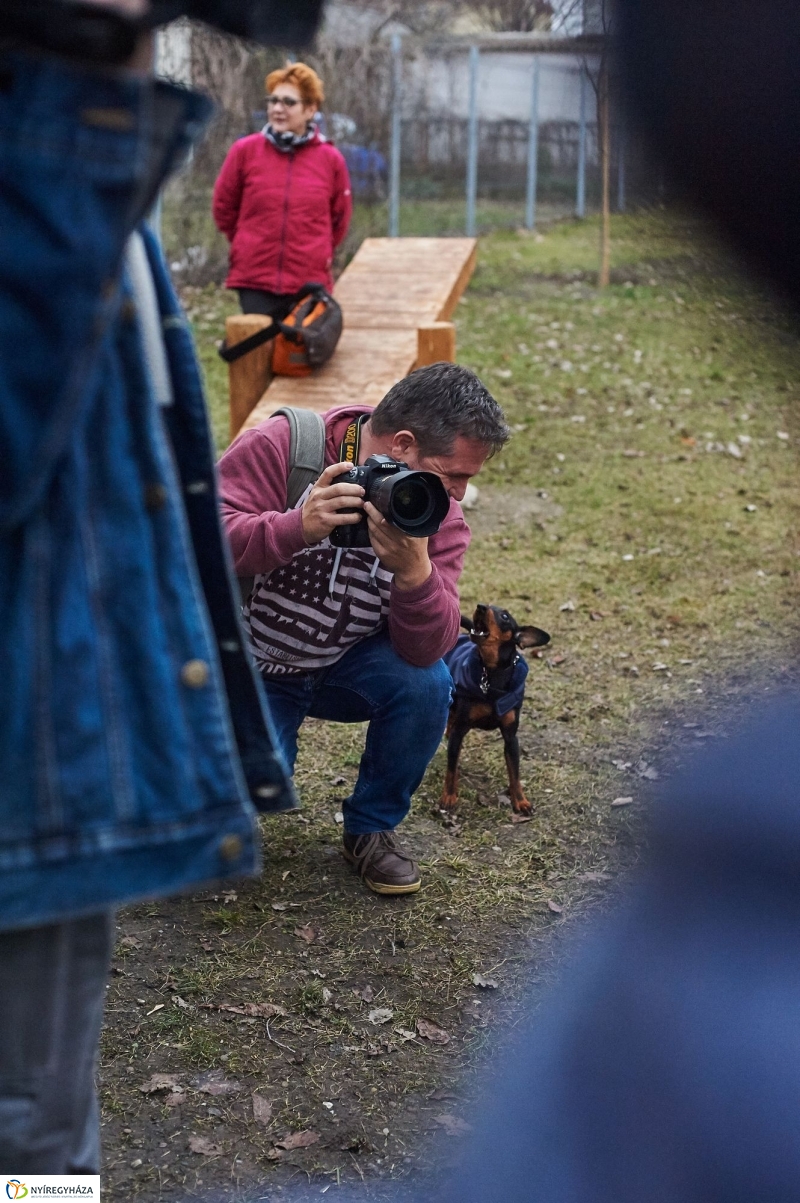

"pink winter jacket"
[218,407,470,672]
[212,128,352,294]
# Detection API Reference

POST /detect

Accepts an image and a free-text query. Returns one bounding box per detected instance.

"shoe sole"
[363,876,421,896]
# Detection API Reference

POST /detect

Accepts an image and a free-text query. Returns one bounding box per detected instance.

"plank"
[240,328,418,433]
[230,237,478,438]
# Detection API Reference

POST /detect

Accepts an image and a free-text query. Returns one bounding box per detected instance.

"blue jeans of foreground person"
[261,634,452,833]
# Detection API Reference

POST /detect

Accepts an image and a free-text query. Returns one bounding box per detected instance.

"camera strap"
[338,415,368,466]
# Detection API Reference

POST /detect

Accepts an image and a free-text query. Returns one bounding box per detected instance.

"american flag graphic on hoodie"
[243,490,393,675]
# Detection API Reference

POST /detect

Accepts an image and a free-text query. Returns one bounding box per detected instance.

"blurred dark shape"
[0,0,324,63]
[340,144,387,201]
[434,697,800,1203]
[618,1,800,308]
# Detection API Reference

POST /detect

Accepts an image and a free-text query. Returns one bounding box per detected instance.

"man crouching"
[219,362,508,894]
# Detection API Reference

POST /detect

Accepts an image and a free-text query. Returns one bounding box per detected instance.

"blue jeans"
[261,634,452,834]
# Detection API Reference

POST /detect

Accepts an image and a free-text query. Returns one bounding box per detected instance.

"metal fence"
[159,29,652,284]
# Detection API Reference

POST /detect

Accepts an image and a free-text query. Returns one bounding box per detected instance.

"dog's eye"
[501,612,509,622]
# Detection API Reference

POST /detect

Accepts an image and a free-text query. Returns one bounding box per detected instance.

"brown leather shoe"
[342,831,421,895]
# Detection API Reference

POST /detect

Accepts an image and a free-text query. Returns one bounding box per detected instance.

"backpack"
[219,283,342,377]
[237,406,326,605]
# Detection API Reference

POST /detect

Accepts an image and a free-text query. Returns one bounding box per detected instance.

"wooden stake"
[598,58,611,289]
[416,321,456,368]
[226,313,274,440]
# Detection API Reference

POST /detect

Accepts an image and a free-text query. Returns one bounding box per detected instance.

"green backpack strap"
[272,406,327,509]
[238,406,326,607]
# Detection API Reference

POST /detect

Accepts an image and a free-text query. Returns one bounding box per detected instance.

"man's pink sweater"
[218,406,470,670]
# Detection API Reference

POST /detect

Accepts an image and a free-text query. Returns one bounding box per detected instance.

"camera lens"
[390,480,434,526]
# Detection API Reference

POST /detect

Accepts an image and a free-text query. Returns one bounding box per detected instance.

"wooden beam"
[226,313,273,440]
[416,321,456,368]
[438,242,478,321]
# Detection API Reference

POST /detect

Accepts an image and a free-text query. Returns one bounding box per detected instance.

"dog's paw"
[512,797,532,816]
[440,794,459,811]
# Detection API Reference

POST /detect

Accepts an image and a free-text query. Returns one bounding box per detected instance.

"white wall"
[409,51,599,124]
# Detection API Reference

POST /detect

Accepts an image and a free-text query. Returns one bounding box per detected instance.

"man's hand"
[301,462,365,545]
[365,502,432,590]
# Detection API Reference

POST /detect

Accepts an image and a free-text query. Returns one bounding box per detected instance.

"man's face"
[388,433,491,502]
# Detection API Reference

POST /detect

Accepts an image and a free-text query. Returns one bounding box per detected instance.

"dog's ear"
[517,626,550,649]
[460,615,474,631]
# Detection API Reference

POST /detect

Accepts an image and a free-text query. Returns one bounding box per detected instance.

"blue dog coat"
[444,635,528,717]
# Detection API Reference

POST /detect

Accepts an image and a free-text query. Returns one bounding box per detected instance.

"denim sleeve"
[0,52,210,532]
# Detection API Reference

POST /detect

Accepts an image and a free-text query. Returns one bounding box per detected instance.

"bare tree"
[470,1,554,32]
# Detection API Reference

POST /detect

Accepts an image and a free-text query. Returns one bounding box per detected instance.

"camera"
[330,455,450,550]
[2,0,325,65]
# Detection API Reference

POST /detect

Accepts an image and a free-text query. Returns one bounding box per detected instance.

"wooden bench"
[226,237,477,440]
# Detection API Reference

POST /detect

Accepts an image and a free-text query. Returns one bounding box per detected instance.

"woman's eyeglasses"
[267,95,301,108]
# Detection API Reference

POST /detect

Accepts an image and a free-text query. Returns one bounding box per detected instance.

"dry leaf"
[266,1148,283,1161]
[359,985,374,1003]
[199,1001,287,1019]
[195,1070,241,1096]
[435,1114,472,1137]
[331,775,347,786]
[252,1093,273,1126]
[612,796,634,807]
[271,902,287,911]
[416,1018,451,1045]
[547,900,563,914]
[294,924,318,944]
[472,974,498,989]
[589,611,606,621]
[172,995,192,1010]
[188,1135,222,1156]
[559,599,576,612]
[548,654,567,667]
[368,1007,394,1025]
[511,813,531,825]
[274,1130,320,1151]
[393,1027,416,1042]
[139,1073,182,1094]
[165,1091,186,1107]
[119,936,140,949]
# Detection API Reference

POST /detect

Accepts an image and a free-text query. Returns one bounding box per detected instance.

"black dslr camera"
[331,455,450,550]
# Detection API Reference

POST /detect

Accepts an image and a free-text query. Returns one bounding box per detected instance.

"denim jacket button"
[144,482,168,511]
[180,659,209,689]
[219,834,243,863]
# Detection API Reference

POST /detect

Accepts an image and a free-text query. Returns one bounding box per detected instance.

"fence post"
[617,118,626,212]
[389,33,402,238]
[465,45,479,238]
[576,65,587,219]
[525,56,540,230]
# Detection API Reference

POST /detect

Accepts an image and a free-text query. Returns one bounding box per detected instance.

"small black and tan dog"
[441,604,550,815]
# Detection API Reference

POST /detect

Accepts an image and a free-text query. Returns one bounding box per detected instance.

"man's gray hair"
[369,362,509,456]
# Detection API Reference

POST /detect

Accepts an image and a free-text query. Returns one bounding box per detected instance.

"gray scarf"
[262,123,316,153]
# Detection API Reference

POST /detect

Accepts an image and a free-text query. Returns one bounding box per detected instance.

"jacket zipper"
[276,151,294,293]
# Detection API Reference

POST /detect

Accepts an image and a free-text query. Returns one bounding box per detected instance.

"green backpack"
[238,406,326,606]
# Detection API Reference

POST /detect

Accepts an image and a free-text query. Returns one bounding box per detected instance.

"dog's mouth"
[471,606,490,640]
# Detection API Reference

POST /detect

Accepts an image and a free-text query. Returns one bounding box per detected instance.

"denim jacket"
[0,53,294,931]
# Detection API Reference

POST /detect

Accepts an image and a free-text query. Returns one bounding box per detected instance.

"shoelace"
[349,832,415,877]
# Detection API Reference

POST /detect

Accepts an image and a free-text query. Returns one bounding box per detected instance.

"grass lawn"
[101,209,800,1201]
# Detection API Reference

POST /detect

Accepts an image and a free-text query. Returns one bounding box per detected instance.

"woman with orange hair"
[212,62,352,319]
